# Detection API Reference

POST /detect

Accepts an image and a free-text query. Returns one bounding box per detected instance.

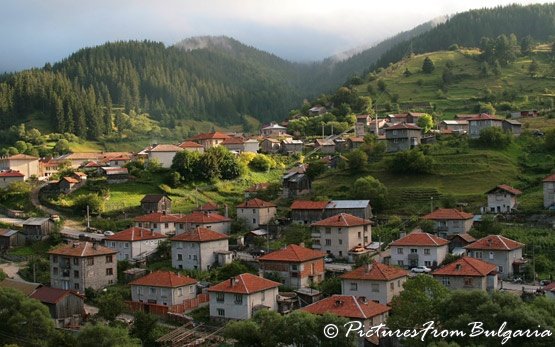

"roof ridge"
[351,295,367,319]
[496,235,509,250]
[426,233,438,246]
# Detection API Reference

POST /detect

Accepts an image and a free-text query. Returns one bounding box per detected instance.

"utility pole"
[86,205,90,230]
[531,243,535,284]
[322,123,325,139]
[430,196,434,213]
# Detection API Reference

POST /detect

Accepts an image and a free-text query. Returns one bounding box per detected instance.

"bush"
[475,127,512,149]
[345,149,368,173]
[351,176,388,211]
[249,154,275,172]
[387,150,434,174]
[73,193,104,214]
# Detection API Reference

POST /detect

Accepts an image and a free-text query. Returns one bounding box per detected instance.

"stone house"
[175,212,232,234]
[323,200,373,220]
[105,227,166,262]
[58,176,81,194]
[311,213,372,259]
[465,234,524,279]
[543,173,555,209]
[259,244,325,289]
[314,139,336,154]
[129,271,197,307]
[384,123,422,152]
[290,200,329,225]
[0,170,25,188]
[280,139,304,155]
[261,123,288,137]
[208,273,280,320]
[282,171,311,198]
[432,256,498,292]
[22,217,55,241]
[467,113,503,139]
[502,119,522,136]
[48,242,117,292]
[422,208,474,238]
[236,198,277,229]
[340,261,409,304]
[170,227,229,271]
[260,138,281,154]
[190,131,230,149]
[0,154,40,179]
[140,194,172,214]
[177,140,204,153]
[389,229,449,269]
[347,137,365,150]
[485,184,522,213]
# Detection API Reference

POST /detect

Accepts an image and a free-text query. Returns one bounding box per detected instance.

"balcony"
[311,232,321,238]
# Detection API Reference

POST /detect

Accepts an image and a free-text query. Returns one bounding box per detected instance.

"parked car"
[324,256,333,263]
[411,266,432,273]
[103,230,115,236]
[540,280,551,286]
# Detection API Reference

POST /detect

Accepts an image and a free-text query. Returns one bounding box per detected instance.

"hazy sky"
[0,0,548,72]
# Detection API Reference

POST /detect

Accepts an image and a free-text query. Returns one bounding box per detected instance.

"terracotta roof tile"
[177,212,231,223]
[237,198,276,208]
[291,200,329,210]
[340,261,408,281]
[301,295,390,319]
[129,271,197,287]
[486,184,522,196]
[48,242,117,257]
[178,141,203,148]
[466,113,500,121]
[208,273,280,294]
[311,213,371,227]
[259,244,325,263]
[148,144,184,152]
[190,132,231,140]
[30,287,83,304]
[222,137,245,145]
[464,235,523,251]
[6,154,38,160]
[423,208,474,220]
[385,123,421,131]
[432,257,497,277]
[0,170,24,177]
[170,227,228,242]
[62,176,79,184]
[134,212,182,223]
[390,230,449,247]
[543,174,555,182]
[105,227,166,242]
[449,233,476,243]
[196,202,219,211]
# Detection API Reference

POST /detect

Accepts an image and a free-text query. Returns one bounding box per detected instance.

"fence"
[126,294,209,316]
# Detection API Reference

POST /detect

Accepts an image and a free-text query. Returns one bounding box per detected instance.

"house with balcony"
[129,271,197,308]
[389,230,449,269]
[311,213,372,260]
[423,208,474,237]
[432,256,498,292]
[340,261,409,304]
[384,123,422,152]
[48,242,117,292]
[208,273,280,320]
[236,198,277,229]
[290,200,329,225]
[485,184,522,213]
[105,227,166,262]
[259,244,325,289]
[464,235,525,279]
[170,227,229,271]
[175,211,232,234]
[134,212,181,235]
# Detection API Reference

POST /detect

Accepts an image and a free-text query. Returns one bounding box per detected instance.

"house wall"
[175,221,231,234]
[311,225,369,259]
[291,209,324,225]
[390,245,448,268]
[53,294,85,319]
[260,140,281,153]
[2,158,40,179]
[237,207,277,229]
[432,218,473,237]
[131,283,196,306]
[106,239,163,262]
[50,253,117,292]
[22,220,54,241]
[0,176,24,188]
[385,129,422,152]
[209,287,278,320]
[171,239,229,271]
[260,259,325,289]
[341,277,407,304]
[198,139,223,149]
[467,248,522,279]
[134,221,176,235]
[434,275,488,290]
[148,152,178,168]
[487,192,517,213]
[543,182,555,208]
[469,120,503,139]
[142,199,172,213]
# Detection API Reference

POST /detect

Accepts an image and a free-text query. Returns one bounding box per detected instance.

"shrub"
[387,150,434,174]
[475,127,512,149]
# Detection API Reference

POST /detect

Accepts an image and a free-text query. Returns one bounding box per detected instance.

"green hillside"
[358,47,555,116]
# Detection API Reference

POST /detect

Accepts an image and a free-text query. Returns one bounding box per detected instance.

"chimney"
[225,204,229,218]
[487,239,493,247]
[456,264,462,271]
[359,296,367,304]
[162,210,167,215]
[92,243,98,250]
[335,299,343,307]
[299,242,305,248]
[365,263,372,273]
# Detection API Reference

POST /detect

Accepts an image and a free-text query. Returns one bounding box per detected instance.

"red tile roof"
[105,227,166,242]
[340,261,408,281]
[385,123,421,131]
[148,144,184,152]
[222,137,245,145]
[543,282,555,292]
[449,233,476,243]
[301,295,390,319]
[432,257,497,277]
[170,227,228,242]
[62,176,79,184]
[311,213,371,227]
[208,273,280,294]
[129,271,197,288]
[237,198,276,208]
[48,242,117,257]
[259,244,325,263]
[291,200,329,210]
[390,230,449,247]
[348,137,365,143]
[464,235,523,251]
[196,202,220,211]
[423,208,474,220]
[466,113,500,121]
[543,174,555,182]
[134,212,182,223]
[177,211,231,223]
[30,287,83,304]
[486,184,522,196]
[0,170,24,177]
[178,141,203,148]
[6,154,38,160]
[190,132,231,140]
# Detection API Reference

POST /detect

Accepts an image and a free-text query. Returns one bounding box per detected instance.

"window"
[338,239,343,245]
[350,283,358,291]
[153,223,157,228]
[338,228,342,233]
[150,287,156,294]
[252,209,256,214]
[216,293,225,302]
[325,228,331,234]
[53,267,58,275]
[177,254,183,261]
[390,282,394,290]
[338,251,343,257]
[137,287,142,295]
[87,258,94,266]
[106,268,113,276]
[441,277,450,286]
[74,283,79,290]
[424,261,431,267]
[325,239,331,246]
[371,284,379,292]
[464,278,473,286]
[74,270,79,278]
[291,272,298,278]
[193,255,197,260]
[252,219,256,224]
[397,248,403,254]
[73,258,79,266]
[358,232,361,238]
[410,249,417,254]
[475,251,483,259]
[498,266,503,273]
[124,243,129,248]
[106,255,113,263]
[190,286,195,294]
[489,251,494,260]
[234,294,243,304]
[53,256,58,263]
[397,280,401,287]
[291,265,298,271]
[398,260,404,266]
[165,223,169,228]
[217,308,225,317]
[424,249,430,255]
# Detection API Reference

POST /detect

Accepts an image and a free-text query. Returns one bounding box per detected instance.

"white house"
[0,170,25,188]
[432,256,498,292]
[129,271,197,307]
[147,144,184,168]
[465,234,525,279]
[340,261,409,304]
[208,273,280,320]
[543,174,555,209]
[134,212,182,235]
[170,227,229,271]
[423,208,474,237]
[389,229,449,269]
[485,184,522,213]
[236,198,277,229]
[0,154,40,179]
[104,227,166,262]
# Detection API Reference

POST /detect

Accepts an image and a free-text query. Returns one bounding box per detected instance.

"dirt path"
[0,261,27,281]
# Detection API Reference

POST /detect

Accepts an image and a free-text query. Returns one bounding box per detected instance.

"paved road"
[325,263,353,273]
[500,280,539,292]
